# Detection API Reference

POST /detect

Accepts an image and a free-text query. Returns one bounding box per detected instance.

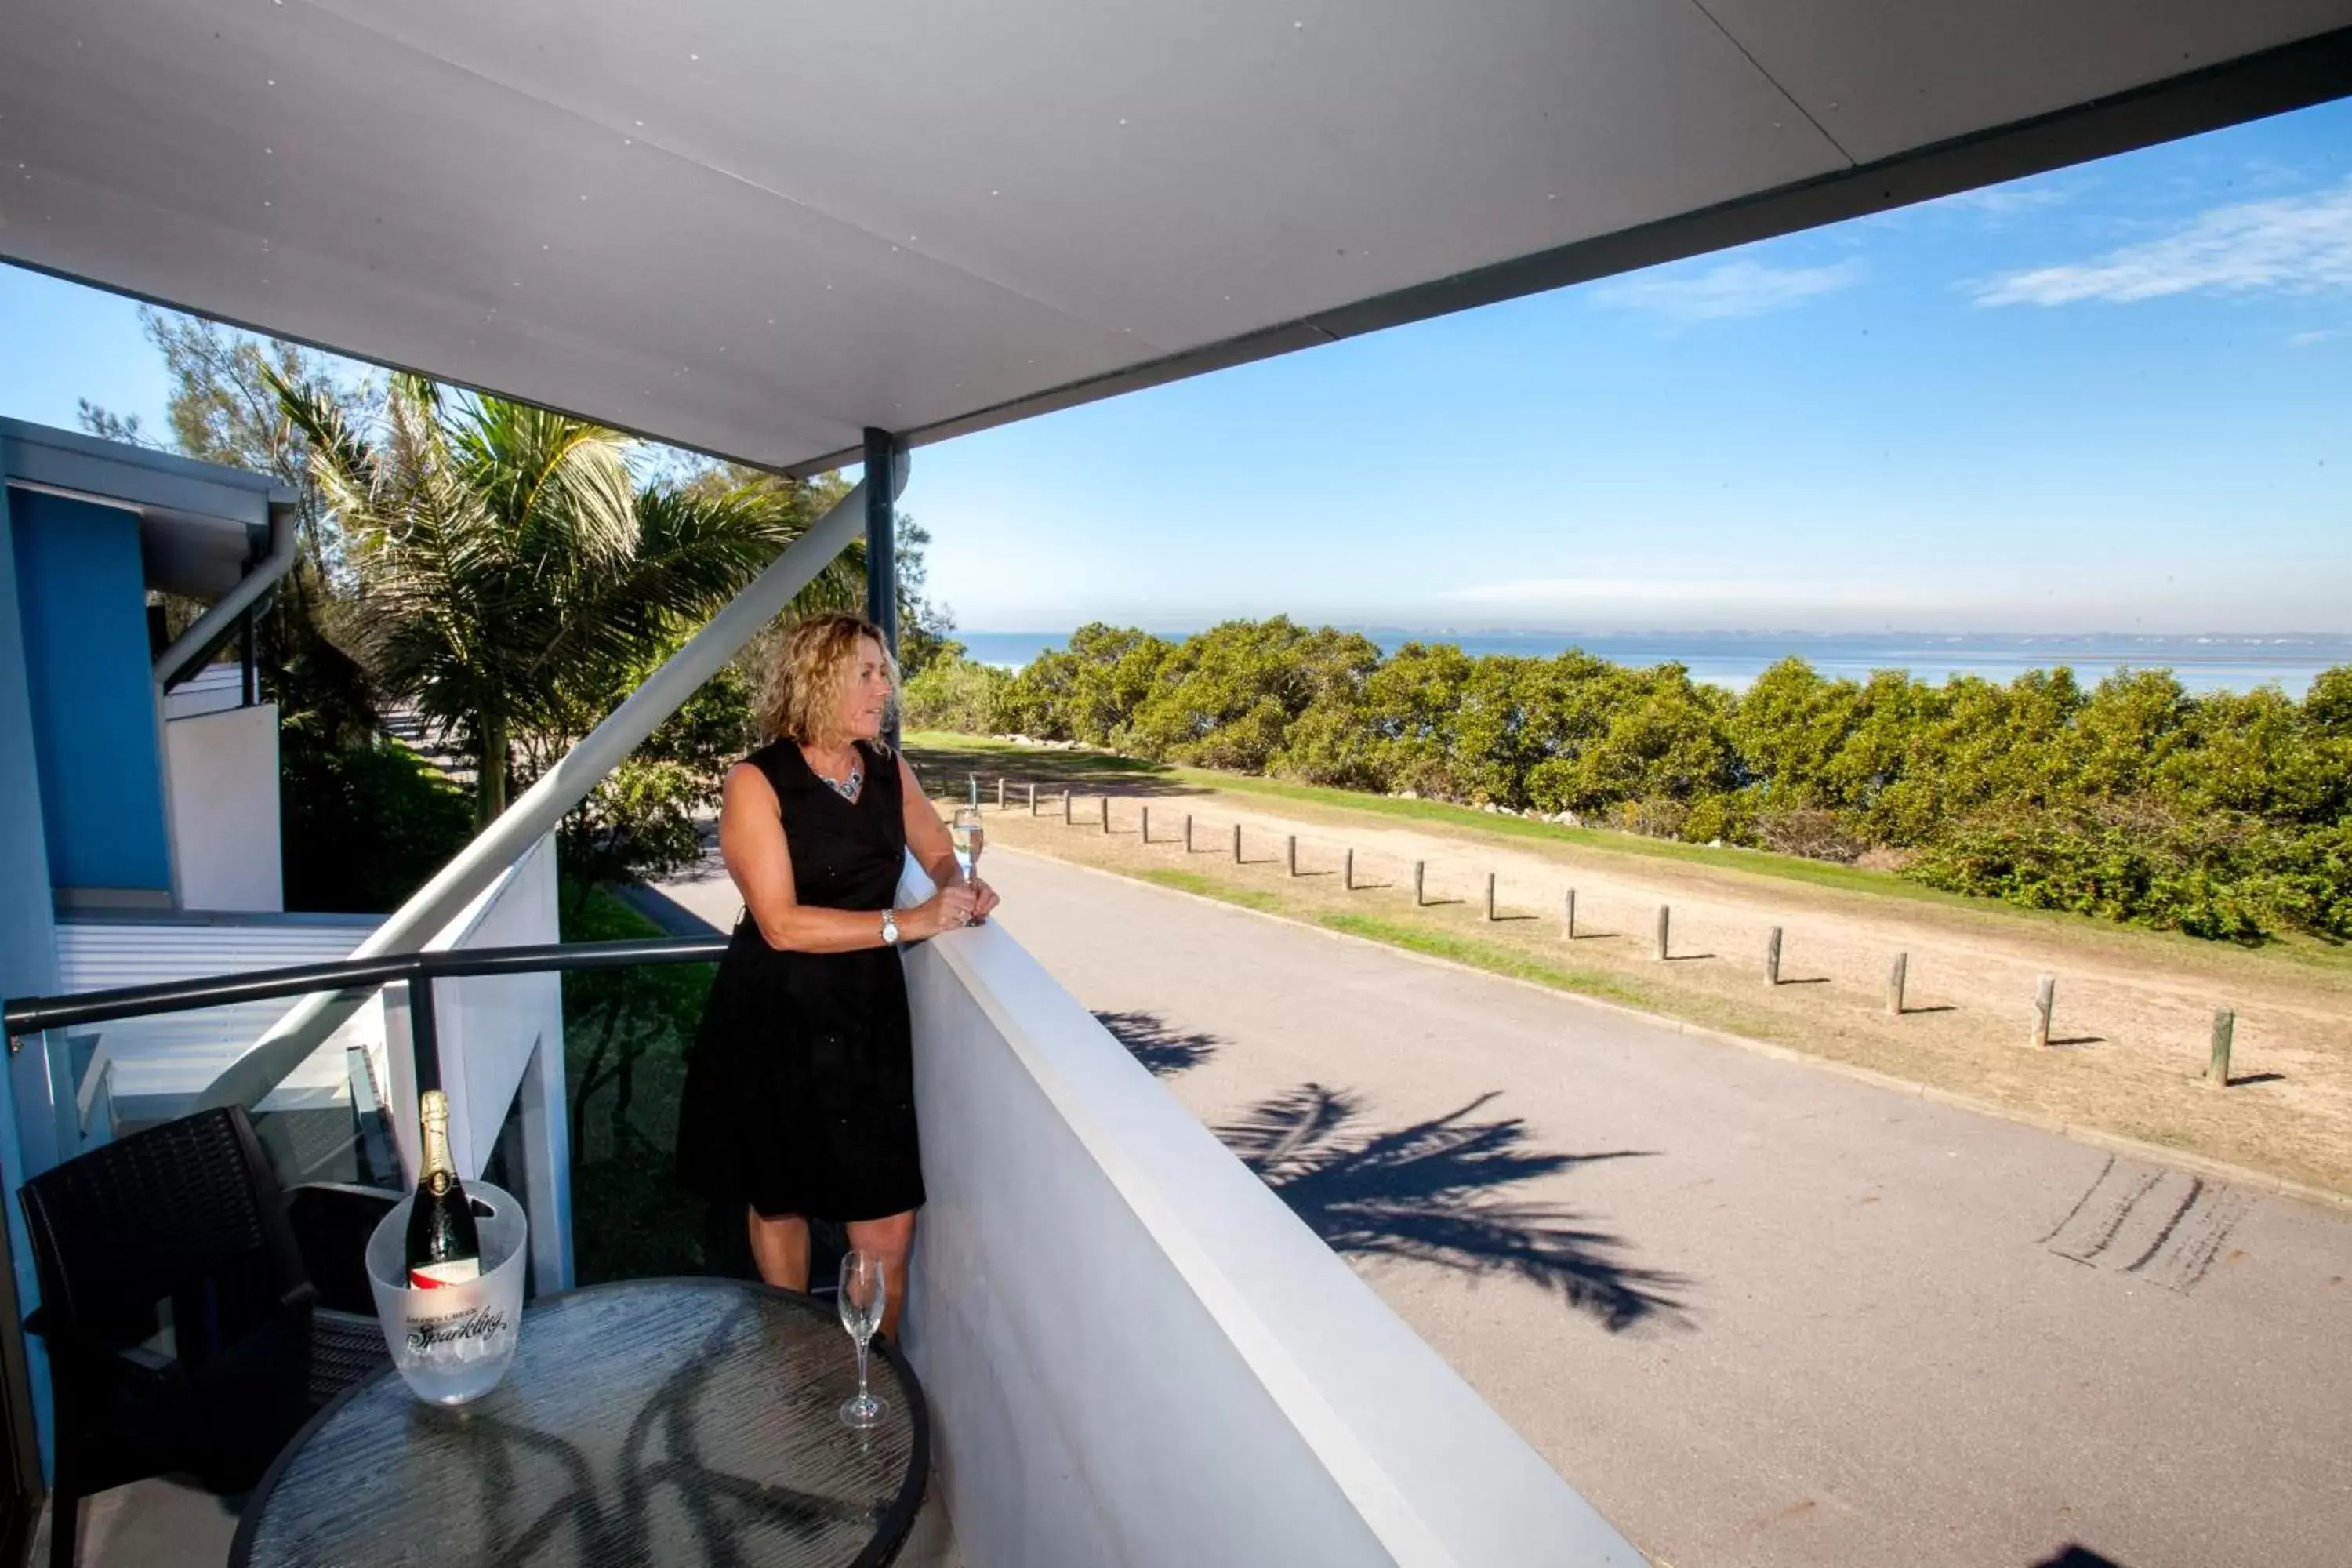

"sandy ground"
[956,783,2352,1199]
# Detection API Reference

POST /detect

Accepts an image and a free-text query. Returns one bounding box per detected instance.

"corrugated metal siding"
[54,916,389,1112]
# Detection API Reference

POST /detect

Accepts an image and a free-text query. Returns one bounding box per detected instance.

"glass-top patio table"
[230,1277,928,1567]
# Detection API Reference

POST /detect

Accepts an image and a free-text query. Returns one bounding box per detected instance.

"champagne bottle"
[406,1090,481,1289]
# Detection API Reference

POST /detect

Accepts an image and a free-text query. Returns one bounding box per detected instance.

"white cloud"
[2288,326,2348,346]
[1593,259,1864,321]
[1975,179,2352,307]
[1931,183,2070,218]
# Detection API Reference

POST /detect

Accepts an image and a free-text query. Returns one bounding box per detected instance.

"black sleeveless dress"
[676,739,925,1222]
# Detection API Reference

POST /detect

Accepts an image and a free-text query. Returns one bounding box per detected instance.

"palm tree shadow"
[1214,1083,1686,1331]
[1094,1009,1221,1078]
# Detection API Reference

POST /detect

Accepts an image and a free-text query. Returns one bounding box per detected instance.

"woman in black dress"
[677,612,996,1334]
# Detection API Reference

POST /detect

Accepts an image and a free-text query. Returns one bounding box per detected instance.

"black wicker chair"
[17,1107,396,1567]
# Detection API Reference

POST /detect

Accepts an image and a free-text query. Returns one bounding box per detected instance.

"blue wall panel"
[7,491,171,893]
[0,490,62,1482]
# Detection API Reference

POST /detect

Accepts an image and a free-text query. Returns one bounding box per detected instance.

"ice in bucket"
[365,1179,528,1405]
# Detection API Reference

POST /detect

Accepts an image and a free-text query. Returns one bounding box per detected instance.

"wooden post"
[2207,1010,2235,1087]
[1343,848,1354,890]
[1484,873,1497,921]
[996,776,1006,810]
[1887,953,1908,1017]
[1413,860,1425,906]
[1026,782,1037,816]
[1654,905,1671,961]
[1062,790,1073,824]
[1765,926,1782,985]
[1563,887,1576,939]
[1287,835,1298,876]
[2031,974,2056,1049]
[967,772,979,808]
[1141,804,1151,844]
[1231,822,1243,862]
[1185,814,1194,852]
[1099,796,1111,833]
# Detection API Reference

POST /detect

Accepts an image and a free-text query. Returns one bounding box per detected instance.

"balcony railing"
[4,918,1643,1564]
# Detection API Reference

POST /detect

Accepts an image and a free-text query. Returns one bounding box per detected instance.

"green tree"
[278,376,802,824]
[1124,619,1380,773]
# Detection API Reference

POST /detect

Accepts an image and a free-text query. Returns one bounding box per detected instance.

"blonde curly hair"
[755,611,898,746]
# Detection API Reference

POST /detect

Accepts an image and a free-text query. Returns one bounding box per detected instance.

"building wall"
[6,490,172,902]
[164,704,282,912]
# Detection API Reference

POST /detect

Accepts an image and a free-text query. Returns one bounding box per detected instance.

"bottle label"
[405,1303,511,1356]
[409,1258,482,1290]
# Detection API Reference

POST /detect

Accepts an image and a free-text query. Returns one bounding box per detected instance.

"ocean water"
[954,630,2351,696]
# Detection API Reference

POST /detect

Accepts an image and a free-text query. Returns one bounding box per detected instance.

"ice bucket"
[365,1179,528,1406]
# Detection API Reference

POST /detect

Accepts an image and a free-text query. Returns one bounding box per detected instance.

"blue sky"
[5,99,2350,635]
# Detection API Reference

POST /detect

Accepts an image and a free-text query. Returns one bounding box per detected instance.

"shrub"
[280,735,473,913]
[1754,804,1865,862]
[974,622,2349,942]
[902,655,1014,735]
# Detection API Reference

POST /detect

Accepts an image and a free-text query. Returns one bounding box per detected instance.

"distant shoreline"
[952,627,2351,695]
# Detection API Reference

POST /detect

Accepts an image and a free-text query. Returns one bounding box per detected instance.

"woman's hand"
[967,876,1000,923]
[909,881,978,939]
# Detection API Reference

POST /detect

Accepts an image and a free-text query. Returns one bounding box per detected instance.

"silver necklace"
[808,746,862,801]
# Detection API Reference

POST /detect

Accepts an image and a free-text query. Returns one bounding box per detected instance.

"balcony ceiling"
[3,2,2350,474]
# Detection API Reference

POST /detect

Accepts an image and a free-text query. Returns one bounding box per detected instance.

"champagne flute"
[951,805,985,879]
[951,806,986,924]
[837,1250,887,1429]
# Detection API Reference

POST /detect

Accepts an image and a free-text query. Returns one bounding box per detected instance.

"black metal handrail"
[2,937,729,1095]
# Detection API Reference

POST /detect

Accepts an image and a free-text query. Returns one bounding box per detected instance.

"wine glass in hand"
[837,1250,887,1429]
[950,806,986,923]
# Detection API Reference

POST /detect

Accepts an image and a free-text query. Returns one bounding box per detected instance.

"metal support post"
[239,608,260,707]
[408,975,442,1097]
[862,428,902,749]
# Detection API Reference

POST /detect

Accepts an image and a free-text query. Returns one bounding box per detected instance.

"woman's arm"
[899,755,999,920]
[724,763,971,950]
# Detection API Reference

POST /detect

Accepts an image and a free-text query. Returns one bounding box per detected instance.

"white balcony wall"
[162,701,281,913]
[900,924,1644,1568]
[384,833,570,1290]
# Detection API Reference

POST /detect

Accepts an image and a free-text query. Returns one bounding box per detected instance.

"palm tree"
[276,373,850,823]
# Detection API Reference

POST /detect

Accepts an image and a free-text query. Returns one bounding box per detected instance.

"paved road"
[952,849,2350,1568]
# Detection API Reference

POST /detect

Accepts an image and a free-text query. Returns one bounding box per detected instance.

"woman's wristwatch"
[880,909,900,946]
